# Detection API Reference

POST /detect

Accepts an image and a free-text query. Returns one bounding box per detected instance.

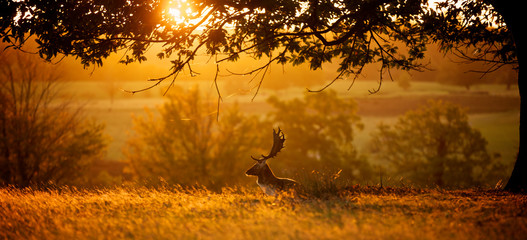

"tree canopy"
[1,1,514,90]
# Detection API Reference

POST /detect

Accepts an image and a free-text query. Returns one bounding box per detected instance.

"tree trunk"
[490,1,527,192]
[434,139,448,187]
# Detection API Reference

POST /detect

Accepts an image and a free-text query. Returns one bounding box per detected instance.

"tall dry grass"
[1,186,526,239]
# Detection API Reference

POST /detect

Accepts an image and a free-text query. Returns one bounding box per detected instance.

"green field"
[1,187,526,239]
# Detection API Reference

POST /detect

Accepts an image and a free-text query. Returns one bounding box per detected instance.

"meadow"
[1,186,526,239]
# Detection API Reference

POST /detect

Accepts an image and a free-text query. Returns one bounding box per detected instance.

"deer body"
[245,128,296,196]
[246,160,296,196]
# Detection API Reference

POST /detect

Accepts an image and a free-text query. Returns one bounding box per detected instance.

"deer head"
[246,128,296,195]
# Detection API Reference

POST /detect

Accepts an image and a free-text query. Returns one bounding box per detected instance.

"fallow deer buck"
[246,128,297,195]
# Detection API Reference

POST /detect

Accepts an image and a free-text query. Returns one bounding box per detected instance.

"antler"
[252,128,285,161]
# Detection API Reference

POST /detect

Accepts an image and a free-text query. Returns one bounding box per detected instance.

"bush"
[124,87,267,189]
[0,47,107,187]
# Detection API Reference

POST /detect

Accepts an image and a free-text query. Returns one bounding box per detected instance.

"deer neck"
[256,164,280,185]
[255,165,280,196]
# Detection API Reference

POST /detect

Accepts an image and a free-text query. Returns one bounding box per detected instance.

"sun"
[166,0,193,23]
[168,8,182,19]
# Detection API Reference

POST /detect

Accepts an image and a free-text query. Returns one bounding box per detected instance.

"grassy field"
[1,186,526,239]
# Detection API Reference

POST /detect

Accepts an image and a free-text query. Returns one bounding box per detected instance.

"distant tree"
[267,90,373,182]
[124,88,266,189]
[0,48,107,187]
[425,51,518,91]
[101,81,118,107]
[488,65,517,90]
[433,59,482,90]
[395,71,412,90]
[369,100,501,188]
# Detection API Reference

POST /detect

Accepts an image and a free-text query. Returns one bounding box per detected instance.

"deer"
[245,128,297,196]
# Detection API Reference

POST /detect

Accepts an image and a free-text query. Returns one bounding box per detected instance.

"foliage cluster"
[0,46,108,187]
[1,186,526,239]
[267,91,372,182]
[125,88,505,190]
[370,100,505,188]
[125,87,267,189]
[125,88,374,190]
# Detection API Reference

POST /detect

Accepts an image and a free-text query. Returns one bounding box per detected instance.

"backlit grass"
[1,186,526,239]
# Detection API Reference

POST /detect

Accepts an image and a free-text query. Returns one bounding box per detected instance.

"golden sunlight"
[166,0,193,24]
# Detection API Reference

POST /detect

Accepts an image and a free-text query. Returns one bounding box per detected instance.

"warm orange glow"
[166,0,193,24]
